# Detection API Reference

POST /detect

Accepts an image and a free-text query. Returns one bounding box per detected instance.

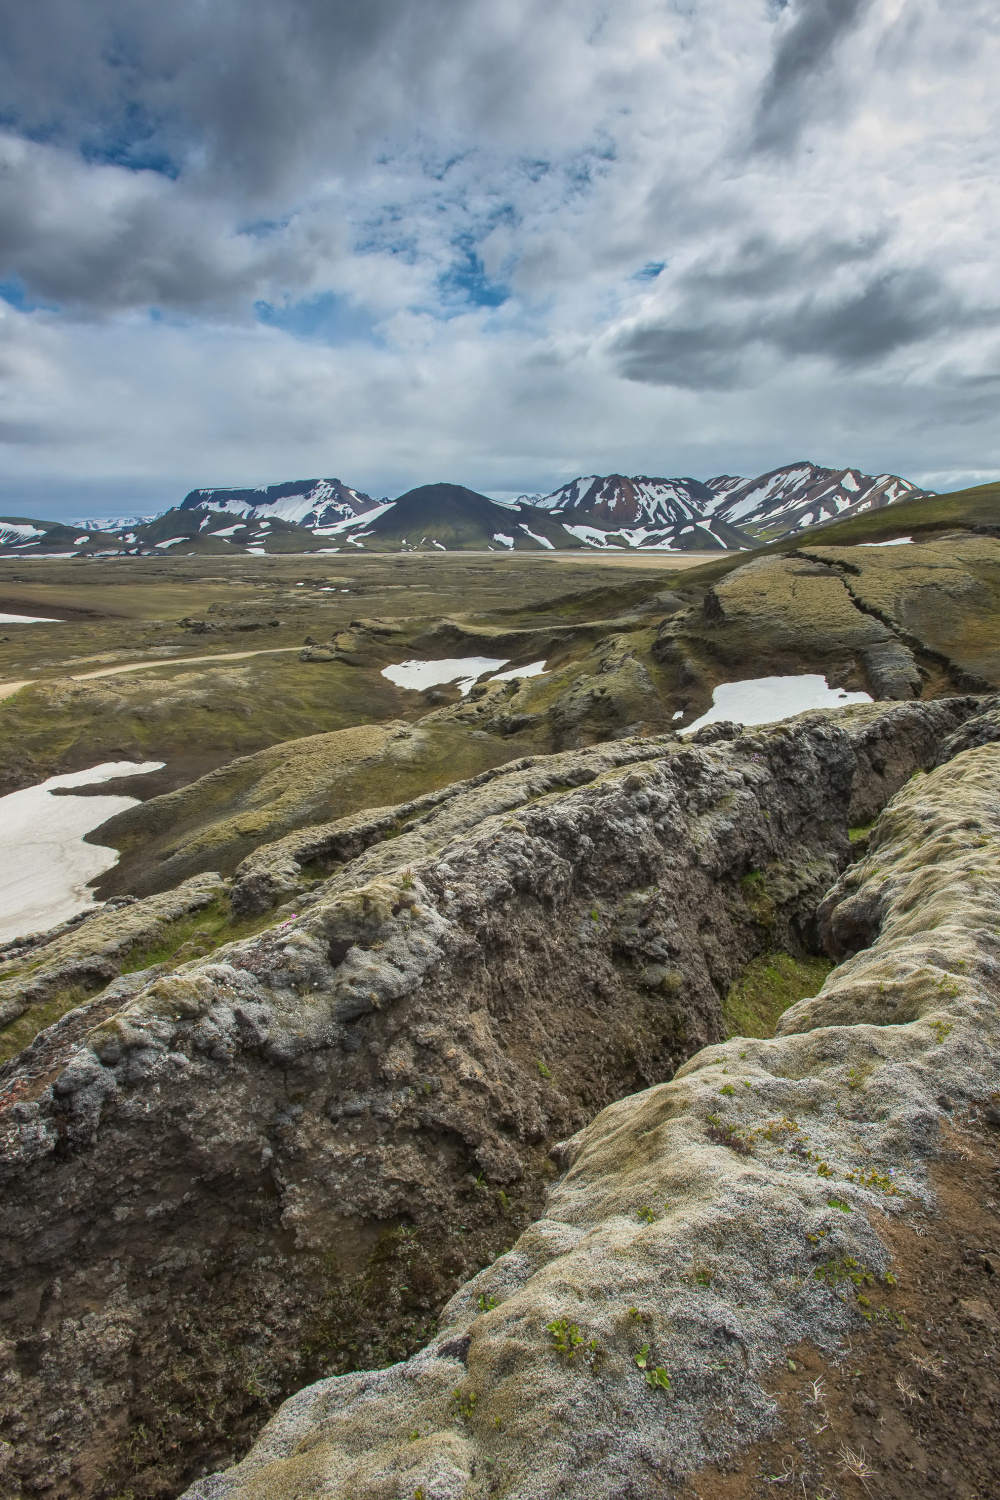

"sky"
[0,0,998,520]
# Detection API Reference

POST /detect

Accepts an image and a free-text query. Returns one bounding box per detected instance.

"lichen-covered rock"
[0,871,226,1028]
[182,742,1000,1500]
[0,716,865,1496]
[935,692,1000,764]
[0,698,984,1497]
[229,697,976,918]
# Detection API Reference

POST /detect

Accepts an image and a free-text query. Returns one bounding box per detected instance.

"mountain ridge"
[0,460,930,556]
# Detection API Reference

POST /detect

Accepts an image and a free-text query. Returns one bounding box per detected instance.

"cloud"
[0,0,997,515]
[751,0,875,154]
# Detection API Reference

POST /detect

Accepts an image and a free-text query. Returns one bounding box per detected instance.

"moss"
[0,985,95,1065]
[119,899,285,973]
[849,822,875,843]
[723,951,834,1039]
[739,871,777,928]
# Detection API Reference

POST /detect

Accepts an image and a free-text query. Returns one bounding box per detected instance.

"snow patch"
[487,660,548,682]
[518,524,554,550]
[682,675,871,736]
[382,657,509,695]
[0,612,61,624]
[0,761,165,943]
[860,536,913,547]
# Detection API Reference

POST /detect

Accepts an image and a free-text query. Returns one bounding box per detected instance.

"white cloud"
[0,0,998,516]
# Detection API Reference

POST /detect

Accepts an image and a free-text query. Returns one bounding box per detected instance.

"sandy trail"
[70,646,303,680]
[0,647,304,701]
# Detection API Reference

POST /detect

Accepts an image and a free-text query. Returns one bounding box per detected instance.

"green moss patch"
[723,952,834,1039]
[0,985,96,1067]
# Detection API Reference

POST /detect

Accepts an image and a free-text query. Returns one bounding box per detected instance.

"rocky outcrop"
[0,698,983,1497]
[652,538,1000,717]
[229,697,975,918]
[0,872,226,1030]
[182,735,1000,1500]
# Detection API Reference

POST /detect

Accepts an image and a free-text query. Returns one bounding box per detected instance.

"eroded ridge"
[182,737,1000,1499]
[0,697,989,1497]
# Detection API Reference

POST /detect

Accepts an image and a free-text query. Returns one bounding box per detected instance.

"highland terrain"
[0,478,998,1499]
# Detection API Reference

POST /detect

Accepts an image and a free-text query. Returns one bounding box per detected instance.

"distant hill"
[338,483,587,552]
[0,460,933,557]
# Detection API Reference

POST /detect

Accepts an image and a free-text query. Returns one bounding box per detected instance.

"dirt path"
[0,646,305,701]
[70,646,303,680]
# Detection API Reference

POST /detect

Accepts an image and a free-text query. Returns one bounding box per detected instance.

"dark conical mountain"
[354,483,585,551]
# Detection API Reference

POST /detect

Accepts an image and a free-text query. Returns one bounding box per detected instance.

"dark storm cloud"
[751,0,875,153]
[678,229,886,300]
[614,263,985,390]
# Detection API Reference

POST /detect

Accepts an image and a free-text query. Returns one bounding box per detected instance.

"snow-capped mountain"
[528,462,927,546]
[704,463,925,538]
[0,460,930,559]
[529,473,753,548]
[72,514,160,531]
[179,478,380,529]
[534,473,715,528]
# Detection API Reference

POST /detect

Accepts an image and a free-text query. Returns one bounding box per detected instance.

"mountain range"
[0,461,927,557]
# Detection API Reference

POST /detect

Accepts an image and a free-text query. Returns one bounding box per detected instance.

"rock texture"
[182,731,1000,1500]
[0,697,981,1498]
[0,872,226,1031]
[652,538,1000,717]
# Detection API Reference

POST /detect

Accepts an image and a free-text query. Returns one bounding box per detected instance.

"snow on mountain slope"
[526,463,927,545]
[707,463,926,536]
[72,515,159,531]
[179,478,380,529]
[533,473,715,528]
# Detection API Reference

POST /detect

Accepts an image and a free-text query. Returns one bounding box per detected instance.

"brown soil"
[681,1117,1000,1500]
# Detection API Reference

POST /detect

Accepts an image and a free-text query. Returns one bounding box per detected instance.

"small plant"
[813,1255,874,1295]
[804,1376,830,1433]
[719,1083,736,1097]
[931,1019,953,1044]
[826,1197,852,1213]
[896,1374,920,1405]
[693,1263,712,1287]
[546,1318,584,1361]
[400,868,416,889]
[836,1443,876,1490]
[497,1188,510,1214]
[583,1337,605,1374]
[635,1343,650,1368]
[453,1386,477,1421]
[645,1366,671,1390]
[536,1060,551,1079]
[636,1205,657,1224]
[476,1292,499,1311]
[815,1161,833,1178]
[911,1352,946,1378]
[590,909,600,922]
[706,1118,754,1156]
